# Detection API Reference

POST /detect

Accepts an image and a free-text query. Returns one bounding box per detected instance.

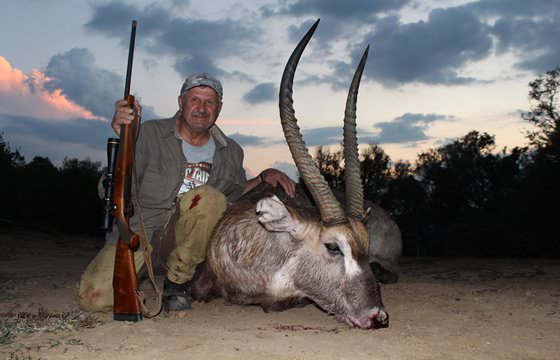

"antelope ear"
[256,196,306,239]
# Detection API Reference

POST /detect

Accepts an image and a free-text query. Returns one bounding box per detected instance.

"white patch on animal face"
[324,230,362,277]
[340,239,362,277]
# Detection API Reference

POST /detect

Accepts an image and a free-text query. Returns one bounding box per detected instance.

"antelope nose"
[372,309,389,329]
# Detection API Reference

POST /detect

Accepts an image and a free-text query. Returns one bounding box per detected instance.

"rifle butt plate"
[113,313,143,322]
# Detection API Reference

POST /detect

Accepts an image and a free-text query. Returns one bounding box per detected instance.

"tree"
[413,131,522,255]
[0,132,25,170]
[0,133,25,222]
[522,66,560,154]
[416,131,499,220]
[360,144,390,203]
[515,67,560,256]
[59,157,103,233]
[313,145,344,190]
[383,160,427,256]
[17,156,61,226]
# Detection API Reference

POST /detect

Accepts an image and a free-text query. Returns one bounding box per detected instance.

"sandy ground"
[1,226,559,360]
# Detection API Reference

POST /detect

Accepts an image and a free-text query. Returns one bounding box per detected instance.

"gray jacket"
[135,113,246,208]
[106,113,246,244]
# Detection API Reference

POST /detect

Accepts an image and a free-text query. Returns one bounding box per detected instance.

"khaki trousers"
[76,185,227,313]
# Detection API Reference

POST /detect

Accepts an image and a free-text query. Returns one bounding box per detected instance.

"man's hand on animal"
[243,168,297,198]
[260,168,296,198]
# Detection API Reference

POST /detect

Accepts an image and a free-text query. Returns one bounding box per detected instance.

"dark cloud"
[86,2,260,79]
[490,17,560,73]
[370,113,456,144]
[464,0,560,73]
[84,0,560,92]
[358,8,492,86]
[159,18,255,57]
[174,54,227,81]
[282,6,493,89]
[286,17,342,49]
[270,1,494,88]
[229,133,269,147]
[282,0,559,88]
[299,53,370,91]
[85,2,143,39]
[43,48,157,120]
[300,126,343,146]
[0,113,112,164]
[469,0,557,18]
[265,0,408,20]
[293,125,376,147]
[243,83,276,105]
[43,48,122,119]
[170,0,190,12]
[0,113,111,149]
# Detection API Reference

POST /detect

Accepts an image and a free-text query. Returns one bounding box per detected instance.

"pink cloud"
[0,56,99,120]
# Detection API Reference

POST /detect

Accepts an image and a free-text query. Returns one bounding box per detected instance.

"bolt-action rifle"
[112,20,143,322]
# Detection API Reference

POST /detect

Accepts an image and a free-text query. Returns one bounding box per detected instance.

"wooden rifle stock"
[113,20,143,322]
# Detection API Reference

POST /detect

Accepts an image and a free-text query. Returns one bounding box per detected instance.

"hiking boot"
[163,278,193,311]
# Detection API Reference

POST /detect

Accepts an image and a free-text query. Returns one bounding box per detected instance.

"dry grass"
[0,307,102,347]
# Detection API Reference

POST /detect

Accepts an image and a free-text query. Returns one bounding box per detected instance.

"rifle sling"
[132,164,163,318]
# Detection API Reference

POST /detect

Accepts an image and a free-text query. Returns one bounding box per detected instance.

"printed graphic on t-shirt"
[180,161,211,194]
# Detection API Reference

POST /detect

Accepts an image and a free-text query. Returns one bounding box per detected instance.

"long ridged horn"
[279,19,347,225]
[344,46,369,220]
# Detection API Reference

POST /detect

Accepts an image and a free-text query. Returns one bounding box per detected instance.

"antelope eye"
[325,242,343,256]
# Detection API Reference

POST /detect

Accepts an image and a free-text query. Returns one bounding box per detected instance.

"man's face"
[178,86,222,135]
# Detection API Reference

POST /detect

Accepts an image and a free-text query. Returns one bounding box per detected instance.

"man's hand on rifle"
[112,99,142,136]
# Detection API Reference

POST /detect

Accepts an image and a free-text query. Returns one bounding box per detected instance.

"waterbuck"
[192,20,389,330]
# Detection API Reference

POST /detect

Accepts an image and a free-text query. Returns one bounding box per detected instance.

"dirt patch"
[1,227,559,359]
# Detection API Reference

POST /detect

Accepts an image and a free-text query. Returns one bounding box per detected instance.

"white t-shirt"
[178,136,215,195]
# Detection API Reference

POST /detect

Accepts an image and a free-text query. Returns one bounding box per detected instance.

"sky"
[1,0,559,180]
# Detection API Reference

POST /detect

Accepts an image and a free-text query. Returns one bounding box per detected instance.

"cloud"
[0,56,97,120]
[229,133,269,146]
[469,0,556,18]
[462,0,560,73]
[264,1,495,88]
[369,113,456,144]
[295,125,382,147]
[0,53,158,167]
[265,0,408,21]
[243,83,276,105]
[278,118,451,150]
[83,0,560,93]
[0,114,111,149]
[357,8,493,87]
[300,126,344,147]
[174,54,227,80]
[490,17,560,73]
[86,2,260,79]
[0,113,111,164]
[276,5,494,90]
[43,48,123,119]
[278,1,559,88]
[44,48,158,120]
[287,0,408,19]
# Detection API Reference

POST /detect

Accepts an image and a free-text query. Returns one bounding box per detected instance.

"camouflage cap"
[179,73,223,101]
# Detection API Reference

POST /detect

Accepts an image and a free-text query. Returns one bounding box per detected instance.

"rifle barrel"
[123,20,137,98]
